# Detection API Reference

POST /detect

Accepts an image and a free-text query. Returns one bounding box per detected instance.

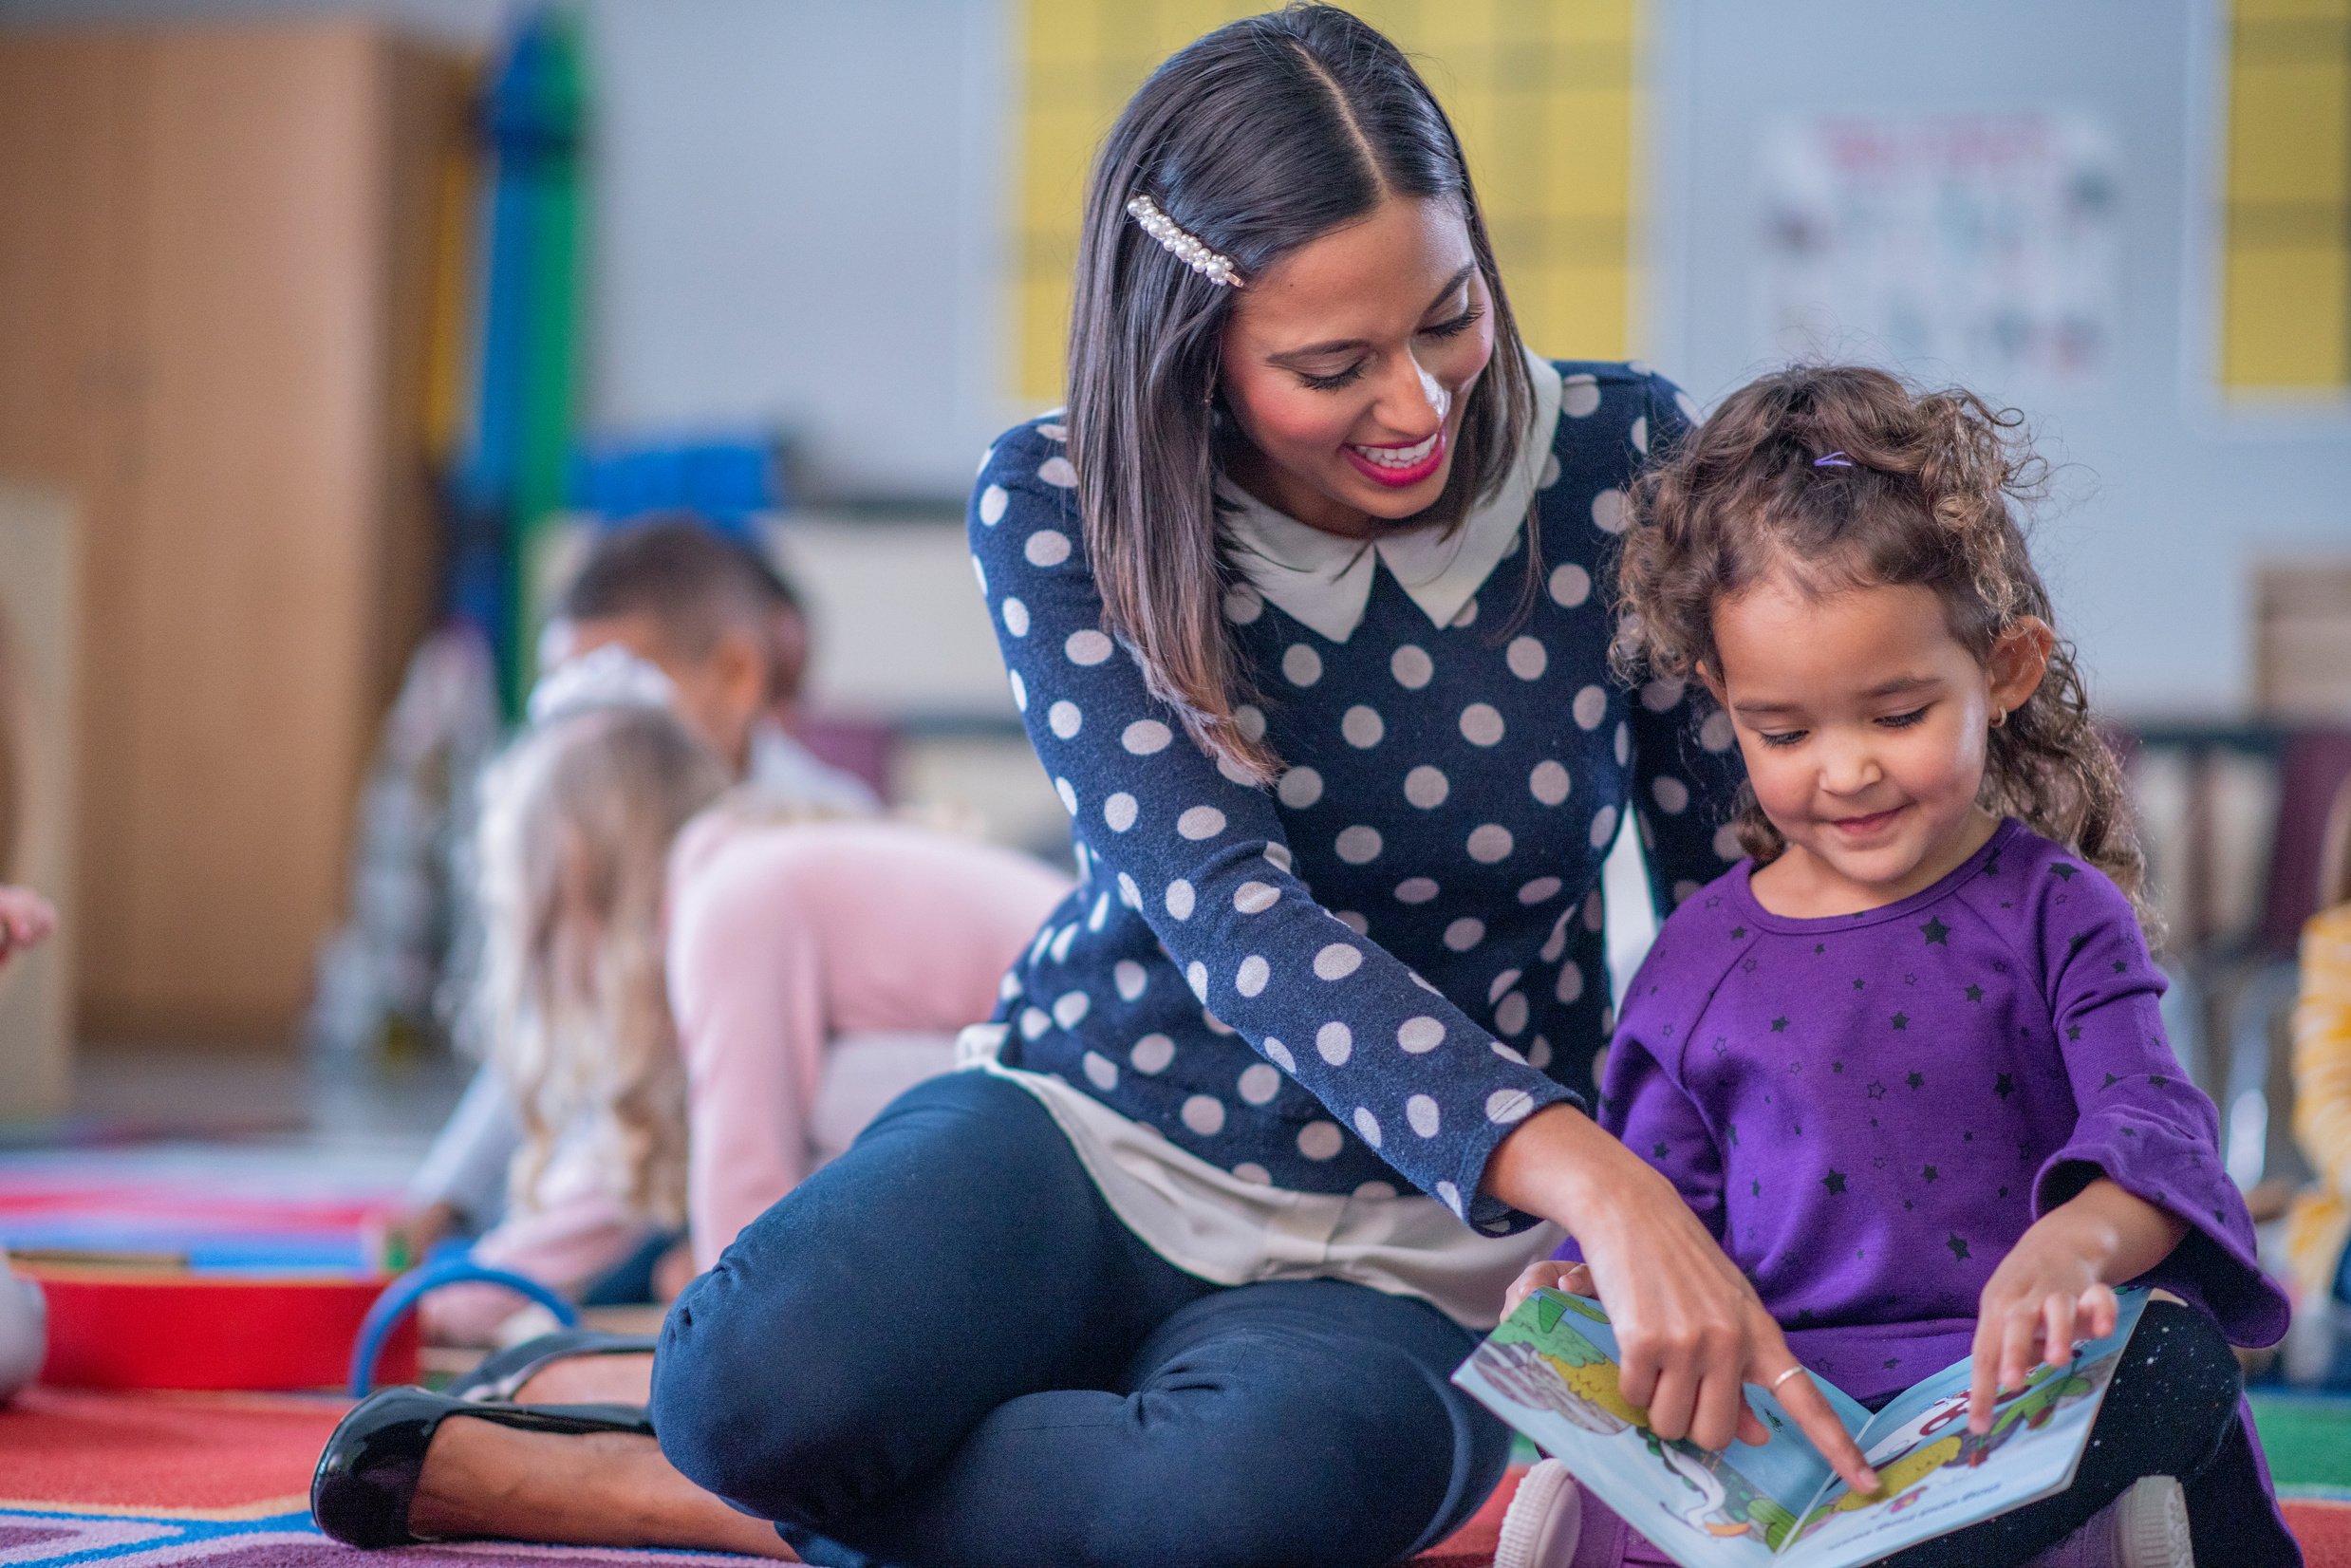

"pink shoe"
[1495,1459,1583,1568]
[2029,1477,2193,1568]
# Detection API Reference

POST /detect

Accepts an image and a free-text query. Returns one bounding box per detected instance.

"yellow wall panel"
[2224,247,2351,387]
[2220,0,2351,389]
[2229,61,2350,205]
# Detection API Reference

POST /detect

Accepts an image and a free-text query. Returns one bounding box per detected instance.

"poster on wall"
[1757,112,2120,389]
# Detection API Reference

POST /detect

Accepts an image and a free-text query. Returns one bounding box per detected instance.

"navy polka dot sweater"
[967,361,1741,1232]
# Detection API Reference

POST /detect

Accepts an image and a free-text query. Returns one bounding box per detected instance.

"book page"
[1452,1292,1870,1568]
[1777,1290,2150,1568]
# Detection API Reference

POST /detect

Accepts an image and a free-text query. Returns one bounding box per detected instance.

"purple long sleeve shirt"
[1566,817,2287,1406]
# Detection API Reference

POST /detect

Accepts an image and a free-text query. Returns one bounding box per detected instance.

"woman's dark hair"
[1610,364,2155,933]
[1068,5,1533,783]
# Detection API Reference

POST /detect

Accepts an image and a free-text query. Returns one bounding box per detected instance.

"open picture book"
[1451,1286,2151,1568]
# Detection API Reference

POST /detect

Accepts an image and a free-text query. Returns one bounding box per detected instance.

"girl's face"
[1218,195,1494,540]
[1705,570,2050,912]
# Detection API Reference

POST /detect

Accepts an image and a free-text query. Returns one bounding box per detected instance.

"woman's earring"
[1989,706,2007,730]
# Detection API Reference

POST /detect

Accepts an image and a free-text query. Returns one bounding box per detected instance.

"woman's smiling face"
[1217,194,1494,540]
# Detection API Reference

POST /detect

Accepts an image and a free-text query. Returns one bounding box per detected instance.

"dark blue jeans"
[650,1071,1510,1568]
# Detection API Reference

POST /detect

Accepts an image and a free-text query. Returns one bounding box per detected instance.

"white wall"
[582,0,1019,498]
[1645,0,2350,717]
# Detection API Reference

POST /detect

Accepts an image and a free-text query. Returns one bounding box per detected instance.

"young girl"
[424,695,1069,1344]
[1500,366,2295,1568]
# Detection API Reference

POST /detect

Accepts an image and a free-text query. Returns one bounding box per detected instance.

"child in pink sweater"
[426,705,1068,1341]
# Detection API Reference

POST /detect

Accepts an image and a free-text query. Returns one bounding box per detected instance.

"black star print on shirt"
[1948,1234,1971,1261]
[1892,1012,1909,1031]
[2052,863,2078,881]
[1922,1165,1939,1183]
[1771,1017,1788,1033]
[1996,1073,2015,1098]
[1966,984,1985,1002]
[1823,1169,1848,1195]
[1907,1072,1925,1089]
[1921,917,1950,944]
[1867,1080,1888,1100]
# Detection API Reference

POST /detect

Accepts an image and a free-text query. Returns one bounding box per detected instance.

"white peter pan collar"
[1216,346,1563,644]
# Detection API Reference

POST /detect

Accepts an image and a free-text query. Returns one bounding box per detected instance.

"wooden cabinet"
[0,22,466,1043]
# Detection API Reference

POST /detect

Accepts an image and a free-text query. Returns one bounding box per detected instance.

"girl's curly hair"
[1611,364,2153,932]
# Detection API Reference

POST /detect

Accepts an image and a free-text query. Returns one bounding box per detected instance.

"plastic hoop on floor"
[348,1255,581,1396]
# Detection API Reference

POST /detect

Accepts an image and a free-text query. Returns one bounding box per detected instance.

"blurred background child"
[394,518,876,1268]
[420,697,1068,1343]
[0,883,58,1403]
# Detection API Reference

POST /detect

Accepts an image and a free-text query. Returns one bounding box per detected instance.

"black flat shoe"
[310,1385,655,1548]
[445,1328,660,1403]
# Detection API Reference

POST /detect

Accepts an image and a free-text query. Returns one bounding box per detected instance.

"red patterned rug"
[0,1388,2340,1566]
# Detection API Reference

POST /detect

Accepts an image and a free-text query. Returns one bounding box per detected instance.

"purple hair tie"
[1814,451,1855,468]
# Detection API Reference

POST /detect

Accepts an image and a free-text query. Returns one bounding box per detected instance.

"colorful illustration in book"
[1465,1331,1640,1433]
[1795,1360,2097,1539]
[1471,1297,1796,1548]
[1645,1434,1800,1548]
[1452,1287,2150,1568]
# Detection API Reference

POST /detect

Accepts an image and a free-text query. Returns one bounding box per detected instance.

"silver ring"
[1769,1365,1808,1392]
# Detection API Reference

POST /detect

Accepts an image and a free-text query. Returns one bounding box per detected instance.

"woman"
[311,9,1875,1564]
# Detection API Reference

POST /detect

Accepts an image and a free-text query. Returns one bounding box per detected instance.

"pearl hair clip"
[1126,194,1243,289]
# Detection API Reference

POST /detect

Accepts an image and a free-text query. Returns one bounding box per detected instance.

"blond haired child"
[422,701,1068,1342]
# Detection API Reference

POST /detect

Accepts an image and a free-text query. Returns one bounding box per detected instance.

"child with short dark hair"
[1500,366,2294,1568]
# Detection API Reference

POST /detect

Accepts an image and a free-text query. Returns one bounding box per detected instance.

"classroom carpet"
[0,1387,2343,1568]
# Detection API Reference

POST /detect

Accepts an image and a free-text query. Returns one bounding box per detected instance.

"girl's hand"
[1502,1259,1595,1318]
[1966,1179,2183,1432]
[0,887,55,969]
[1486,1105,1880,1495]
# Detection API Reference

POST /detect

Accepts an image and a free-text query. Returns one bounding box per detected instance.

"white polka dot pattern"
[965,367,1731,1221]
[1549,564,1591,607]
[1313,943,1363,980]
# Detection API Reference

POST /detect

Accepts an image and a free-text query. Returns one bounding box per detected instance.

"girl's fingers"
[1561,1262,1595,1295]
[1999,1303,2041,1400]
[1967,1317,2003,1432]
[2041,1293,2078,1372]
[2081,1283,2118,1341]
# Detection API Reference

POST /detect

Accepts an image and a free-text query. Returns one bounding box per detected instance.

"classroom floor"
[1,1044,2346,1563]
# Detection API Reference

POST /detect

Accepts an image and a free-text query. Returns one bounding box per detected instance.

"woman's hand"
[1966,1177,2185,1432]
[1485,1105,1879,1494]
